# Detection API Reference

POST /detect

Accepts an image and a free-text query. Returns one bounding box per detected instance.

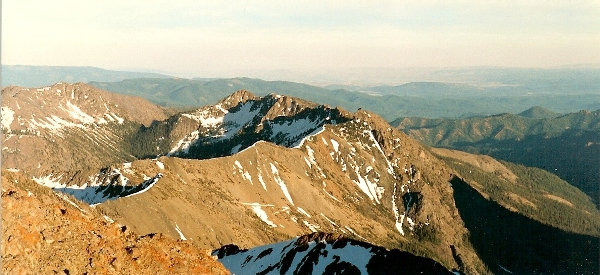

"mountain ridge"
[89,77,600,119]
[3,83,599,273]
[1,82,169,186]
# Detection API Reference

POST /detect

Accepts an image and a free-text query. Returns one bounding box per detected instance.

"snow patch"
[392,182,404,235]
[498,264,513,274]
[366,130,394,175]
[110,113,124,124]
[323,188,340,202]
[55,192,86,213]
[63,101,95,124]
[29,115,85,134]
[123,173,163,197]
[216,237,374,275]
[406,217,415,230]
[234,160,253,184]
[330,139,339,152]
[170,102,261,155]
[103,215,114,223]
[221,101,261,139]
[344,226,367,241]
[290,125,326,148]
[270,163,294,205]
[53,172,163,205]
[33,174,65,188]
[303,157,312,168]
[306,146,326,178]
[245,203,277,228]
[1,106,15,132]
[320,213,338,228]
[168,130,200,155]
[351,164,383,204]
[182,112,224,128]
[257,173,267,190]
[122,162,134,174]
[303,220,320,232]
[175,224,187,240]
[230,144,242,154]
[297,207,311,218]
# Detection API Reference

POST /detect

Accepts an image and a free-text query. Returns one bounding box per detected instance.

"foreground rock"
[1,171,228,274]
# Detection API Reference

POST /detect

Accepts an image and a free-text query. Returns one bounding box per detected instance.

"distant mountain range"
[3,65,600,119]
[394,106,600,206]
[1,65,170,87]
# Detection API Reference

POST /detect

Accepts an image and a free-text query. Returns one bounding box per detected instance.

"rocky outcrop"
[1,171,228,274]
[132,90,351,159]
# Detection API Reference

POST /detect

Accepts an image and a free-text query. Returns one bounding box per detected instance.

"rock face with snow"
[130,90,350,159]
[1,83,169,186]
[213,232,452,274]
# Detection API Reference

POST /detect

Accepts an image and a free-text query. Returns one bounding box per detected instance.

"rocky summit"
[1,171,228,274]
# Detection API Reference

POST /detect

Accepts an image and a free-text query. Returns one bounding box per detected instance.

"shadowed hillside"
[451,176,599,274]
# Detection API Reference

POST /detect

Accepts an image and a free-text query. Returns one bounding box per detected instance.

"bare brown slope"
[432,148,518,183]
[95,110,488,274]
[1,83,169,185]
[1,170,228,274]
[1,82,168,127]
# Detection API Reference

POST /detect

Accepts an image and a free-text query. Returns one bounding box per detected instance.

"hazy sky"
[3,1,599,78]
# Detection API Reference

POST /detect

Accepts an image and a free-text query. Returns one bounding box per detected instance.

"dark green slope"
[452,177,599,274]
[396,110,600,206]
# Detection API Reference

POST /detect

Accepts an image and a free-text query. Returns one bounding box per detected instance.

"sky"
[2,0,599,79]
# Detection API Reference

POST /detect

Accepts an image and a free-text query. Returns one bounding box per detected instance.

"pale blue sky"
[3,1,599,78]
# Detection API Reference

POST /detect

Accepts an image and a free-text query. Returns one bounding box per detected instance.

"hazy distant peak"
[518,106,559,118]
